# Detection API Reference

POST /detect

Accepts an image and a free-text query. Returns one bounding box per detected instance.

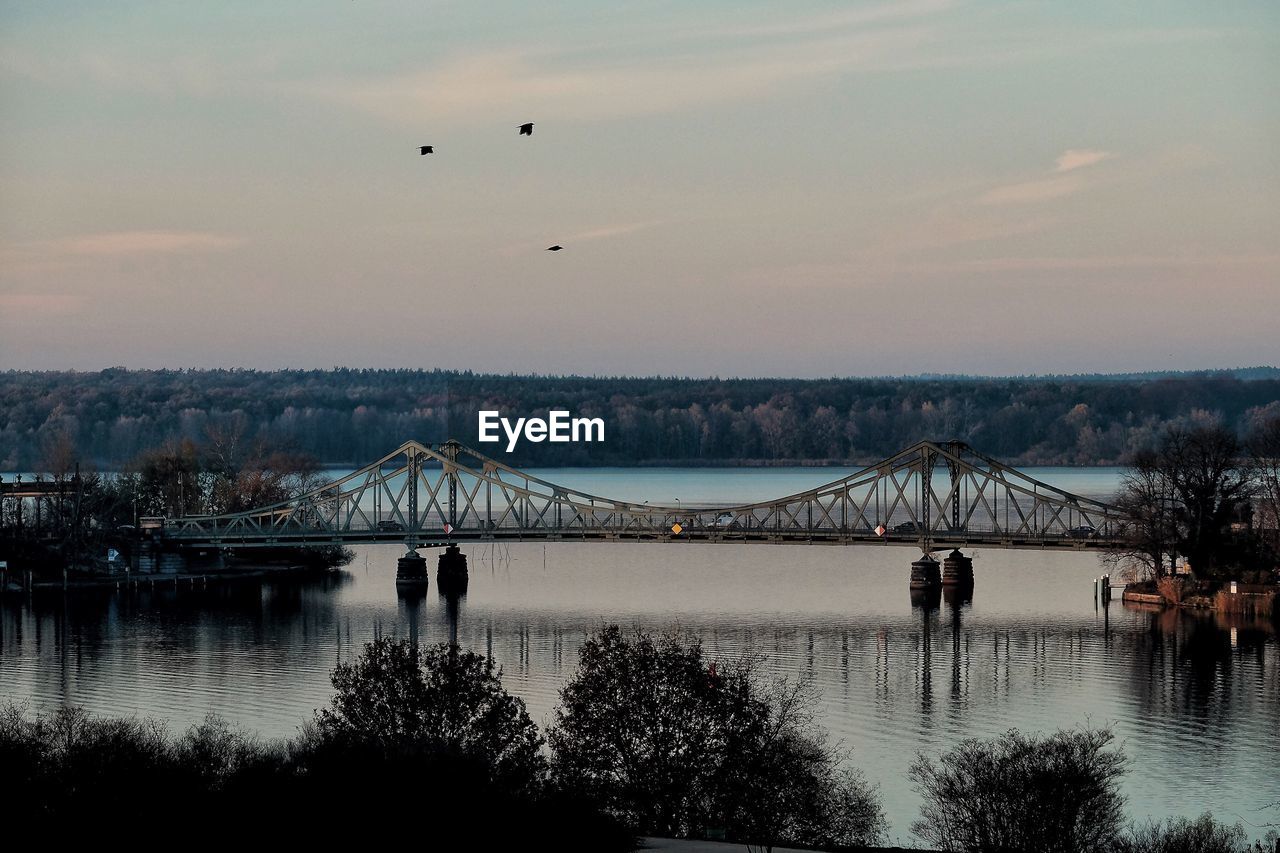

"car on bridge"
[1067,525,1099,539]
[377,520,405,532]
[892,521,921,534]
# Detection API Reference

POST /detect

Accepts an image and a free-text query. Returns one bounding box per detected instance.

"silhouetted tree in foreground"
[910,727,1127,853]
[547,625,885,848]
[313,636,545,795]
[0,640,632,850]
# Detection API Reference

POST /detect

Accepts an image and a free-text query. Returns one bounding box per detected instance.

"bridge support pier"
[437,544,468,596]
[396,550,429,591]
[941,549,974,588]
[909,555,941,590]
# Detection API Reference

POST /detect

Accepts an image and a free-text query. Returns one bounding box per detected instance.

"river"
[2,466,1277,843]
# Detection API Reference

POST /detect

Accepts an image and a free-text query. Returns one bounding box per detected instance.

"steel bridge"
[164,439,1127,552]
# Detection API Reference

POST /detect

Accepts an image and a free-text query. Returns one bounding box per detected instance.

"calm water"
[2,467,1277,843]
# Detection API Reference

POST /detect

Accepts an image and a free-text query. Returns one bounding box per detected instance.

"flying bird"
[519,123,534,136]
[546,245,563,251]
[419,145,433,154]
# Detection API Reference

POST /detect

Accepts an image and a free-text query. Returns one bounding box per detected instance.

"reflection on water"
[1,542,1277,842]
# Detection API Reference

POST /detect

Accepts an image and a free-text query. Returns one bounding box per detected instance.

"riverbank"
[640,839,928,853]
[1121,578,1278,621]
[0,561,335,595]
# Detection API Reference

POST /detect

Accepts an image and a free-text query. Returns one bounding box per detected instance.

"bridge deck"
[168,527,1117,551]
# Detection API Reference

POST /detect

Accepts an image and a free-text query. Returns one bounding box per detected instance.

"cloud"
[500,220,667,255]
[934,253,1280,272]
[682,0,957,40]
[0,231,245,275]
[567,221,666,242]
[301,28,940,125]
[61,231,244,257]
[1055,149,1112,172]
[978,174,1084,205]
[978,148,1114,205]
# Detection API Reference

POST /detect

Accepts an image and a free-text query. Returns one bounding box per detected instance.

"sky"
[1,0,1277,377]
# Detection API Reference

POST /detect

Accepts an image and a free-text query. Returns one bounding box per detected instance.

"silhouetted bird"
[519,123,534,136]
[419,145,433,154]
[546,245,563,251]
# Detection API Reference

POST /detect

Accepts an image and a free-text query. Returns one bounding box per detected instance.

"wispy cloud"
[0,231,244,274]
[500,220,667,254]
[978,174,1084,205]
[61,230,244,257]
[927,253,1280,273]
[1055,149,1112,172]
[300,27,941,125]
[566,221,665,242]
[680,0,958,40]
[979,148,1114,205]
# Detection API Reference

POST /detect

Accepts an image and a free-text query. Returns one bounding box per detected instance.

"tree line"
[3,368,1279,468]
[0,431,349,577]
[2,626,1276,851]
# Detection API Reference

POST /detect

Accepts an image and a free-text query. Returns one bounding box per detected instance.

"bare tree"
[1247,415,1280,554]
[1108,448,1179,580]
[1109,425,1255,580]
[910,727,1127,853]
[1162,426,1253,576]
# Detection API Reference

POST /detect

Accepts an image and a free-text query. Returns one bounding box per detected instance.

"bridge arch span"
[165,439,1127,552]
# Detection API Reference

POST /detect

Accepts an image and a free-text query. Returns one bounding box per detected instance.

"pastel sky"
[2,1,1277,376]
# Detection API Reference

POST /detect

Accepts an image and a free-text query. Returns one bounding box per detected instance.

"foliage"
[0,426,348,575]
[0,647,627,849]
[909,727,1127,853]
[2,368,1279,469]
[1110,423,1276,581]
[315,636,546,795]
[547,625,885,846]
[1119,813,1276,853]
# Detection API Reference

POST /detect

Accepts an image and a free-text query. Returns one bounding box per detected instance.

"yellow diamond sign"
[671,522,683,535]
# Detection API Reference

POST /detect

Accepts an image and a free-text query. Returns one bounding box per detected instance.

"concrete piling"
[910,555,941,589]
[395,550,429,591]
[941,549,974,587]
[437,544,469,595]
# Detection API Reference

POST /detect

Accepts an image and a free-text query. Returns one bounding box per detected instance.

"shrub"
[910,727,1127,853]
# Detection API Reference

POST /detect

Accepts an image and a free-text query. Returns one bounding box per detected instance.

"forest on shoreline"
[2,368,1278,469]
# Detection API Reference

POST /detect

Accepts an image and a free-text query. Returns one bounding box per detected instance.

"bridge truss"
[166,440,1126,551]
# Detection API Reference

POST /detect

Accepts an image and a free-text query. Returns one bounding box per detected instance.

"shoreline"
[1,562,336,595]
